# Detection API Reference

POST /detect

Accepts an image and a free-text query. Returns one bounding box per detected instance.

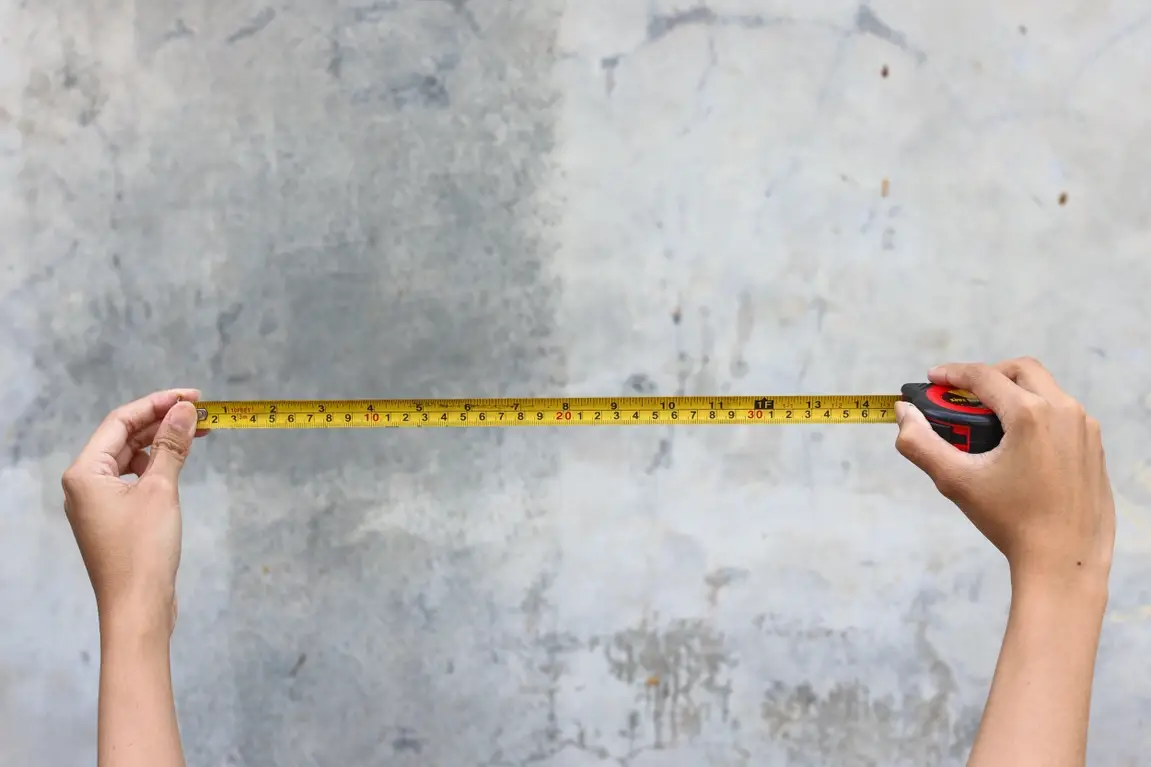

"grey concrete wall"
[3,1,1150,764]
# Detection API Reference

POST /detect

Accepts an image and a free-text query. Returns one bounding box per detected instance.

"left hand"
[61,389,207,637]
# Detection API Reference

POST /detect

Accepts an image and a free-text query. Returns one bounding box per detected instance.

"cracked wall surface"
[3,0,1151,765]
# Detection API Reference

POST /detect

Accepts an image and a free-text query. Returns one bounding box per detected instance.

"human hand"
[893,358,1115,589]
[61,389,206,637]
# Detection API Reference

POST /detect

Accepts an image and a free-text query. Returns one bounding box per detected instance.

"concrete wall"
[3,1,1150,764]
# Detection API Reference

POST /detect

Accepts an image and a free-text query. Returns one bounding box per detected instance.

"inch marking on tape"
[194,394,901,429]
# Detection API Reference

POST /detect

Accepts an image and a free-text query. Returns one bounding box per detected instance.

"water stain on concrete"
[729,291,754,379]
[757,595,982,763]
[760,678,980,763]
[605,618,737,748]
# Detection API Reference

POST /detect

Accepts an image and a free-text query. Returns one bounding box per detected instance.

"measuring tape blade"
[194,394,901,429]
[192,384,1004,453]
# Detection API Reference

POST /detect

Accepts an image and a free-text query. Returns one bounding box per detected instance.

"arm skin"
[59,391,202,767]
[98,614,184,767]
[967,571,1108,767]
[893,359,1114,766]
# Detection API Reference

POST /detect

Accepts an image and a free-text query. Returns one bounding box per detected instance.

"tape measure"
[195,383,1004,453]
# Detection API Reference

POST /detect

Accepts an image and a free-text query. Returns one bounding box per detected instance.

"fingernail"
[928,366,944,377]
[170,401,197,435]
[894,401,909,424]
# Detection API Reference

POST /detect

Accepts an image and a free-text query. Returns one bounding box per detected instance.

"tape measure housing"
[899,383,1003,453]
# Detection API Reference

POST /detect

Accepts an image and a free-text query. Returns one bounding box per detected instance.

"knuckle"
[1018,355,1045,371]
[127,430,150,452]
[1059,399,1086,419]
[60,465,83,492]
[1015,398,1036,419]
[995,358,1022,375]
[1016,395,1047,422]
[895,423,929,461]
[105,405,129,426]
[151,432,189,462]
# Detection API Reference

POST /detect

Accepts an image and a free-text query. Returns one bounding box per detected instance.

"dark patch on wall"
[645,6,792,44]
[704,567,748,606]
[226,8,276,44]
[345,1,400,25]
[222,3,562,764]
[648,6,718,42]
[163,19,195,44]
[10,2,564,765]
[435,0,480,34]
[601,55,620,95]
[729,290,754,378]
[326,38,344,78]
[348,53,460,110]
[854,5,927,65]
[386,72,450,108]
[391,728,423,754]
[287,652,307,678]
[625,373,657,393]
[645,437,672,474]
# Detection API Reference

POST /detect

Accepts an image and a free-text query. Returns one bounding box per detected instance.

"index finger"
[926,363,1033,425]
[77,389,201,473]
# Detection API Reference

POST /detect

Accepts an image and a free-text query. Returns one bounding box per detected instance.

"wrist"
[1009,563,1109,617]
[99,601,176,650]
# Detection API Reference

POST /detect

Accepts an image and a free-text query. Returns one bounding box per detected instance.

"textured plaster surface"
[3,1,1151,764]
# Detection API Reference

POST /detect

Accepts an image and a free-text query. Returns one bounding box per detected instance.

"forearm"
[968,572,1108,767]
[97,618,185,767]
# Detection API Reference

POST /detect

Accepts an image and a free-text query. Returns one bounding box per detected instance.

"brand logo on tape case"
[941,389,982,407]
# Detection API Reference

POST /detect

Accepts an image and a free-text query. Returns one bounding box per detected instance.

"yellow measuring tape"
[194,394,900,429]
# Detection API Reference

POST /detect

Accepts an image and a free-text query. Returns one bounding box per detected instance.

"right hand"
[893,358,1115,588]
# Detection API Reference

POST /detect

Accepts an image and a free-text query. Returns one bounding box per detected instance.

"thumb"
[146,400,198,484]
[894,401,964,484]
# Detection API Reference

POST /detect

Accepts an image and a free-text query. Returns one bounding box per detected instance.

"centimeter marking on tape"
[194,395,900,429]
